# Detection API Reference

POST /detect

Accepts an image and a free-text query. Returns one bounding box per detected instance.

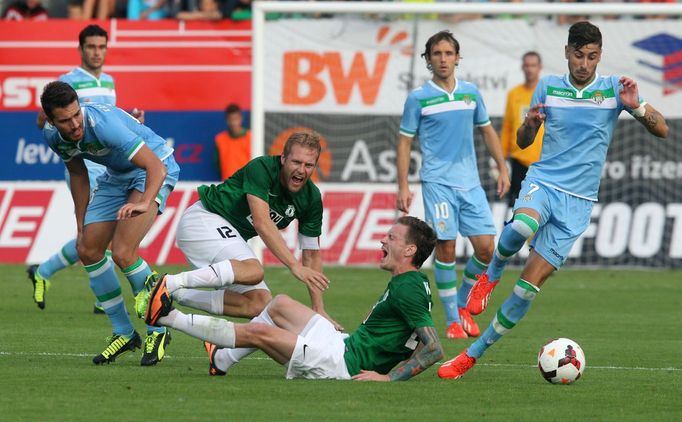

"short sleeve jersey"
[527,74,637,201]
[43,103,174,174]
[59,67,116,106]
[400,79,491,190]
[198,155,323,240]
[343,271,435,376]
[59,67,117,179]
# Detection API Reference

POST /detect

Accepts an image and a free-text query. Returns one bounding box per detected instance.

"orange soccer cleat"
[438,351,477,380]
[458,307,480,337]
[466,273,499,315]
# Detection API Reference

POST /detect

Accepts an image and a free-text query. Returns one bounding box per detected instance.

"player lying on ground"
[137,216,444,381]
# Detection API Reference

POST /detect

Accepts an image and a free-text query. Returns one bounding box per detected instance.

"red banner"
[0,19,252,111]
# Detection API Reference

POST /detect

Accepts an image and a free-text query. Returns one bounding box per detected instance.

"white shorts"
[286,315,351,380]
[176,201,268,294]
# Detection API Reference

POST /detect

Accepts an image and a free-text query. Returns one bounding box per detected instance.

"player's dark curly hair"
[421,30,460,72]
[283,131,322,158]
[40,81,78,119]
[79,24,108,47]
[568,21,602,50]
[397,216,436,269]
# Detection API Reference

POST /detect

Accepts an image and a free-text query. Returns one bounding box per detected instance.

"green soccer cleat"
[92,331,142,365]
[27,264,50,310]
[134,271,160,319]
[140,329,172,366]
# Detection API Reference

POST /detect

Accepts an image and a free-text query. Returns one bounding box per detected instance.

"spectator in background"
[2,0,48,19]
[128,0,168,20]
[81,0,115,19]
[215,103,251,180]
[175,0,220,20]
[500,51,543,208]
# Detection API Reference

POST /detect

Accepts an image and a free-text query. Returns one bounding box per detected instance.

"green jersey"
[198,155,323,240]
[343,271,434,376]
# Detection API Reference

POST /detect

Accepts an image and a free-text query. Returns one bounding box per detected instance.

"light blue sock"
[458,255,489,308]
[467,279,539,359]
[85,257,134,336]
[434,259,460,325]
[37,239,79,279]
[122,257,165,335]
[488,213,539,281]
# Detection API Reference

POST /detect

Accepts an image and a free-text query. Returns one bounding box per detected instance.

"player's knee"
[76,243,103,265]
[110,249,136,269]
[236,259,264,285]
[268,294,293,316]
[511,213,540,238]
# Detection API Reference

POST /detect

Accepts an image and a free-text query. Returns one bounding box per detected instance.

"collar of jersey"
[563,72,601,98]
[428,78,458,98]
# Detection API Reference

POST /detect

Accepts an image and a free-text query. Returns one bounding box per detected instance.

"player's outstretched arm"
[302,249,344,331]
[620,77,669,138]
[247,194,330,292]
[396,134,414,213]
[352,326,443,382]
[65,158,91,234]
[517,103,546,149]
[479,124,511,198]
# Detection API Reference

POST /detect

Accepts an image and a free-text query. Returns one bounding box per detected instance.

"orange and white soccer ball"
[537,338,586,384]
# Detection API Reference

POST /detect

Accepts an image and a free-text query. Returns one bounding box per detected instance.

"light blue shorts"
[422,182,496,240]
[513,178,594,269]
[85,157,180,225]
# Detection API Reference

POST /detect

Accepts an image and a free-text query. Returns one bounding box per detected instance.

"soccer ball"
[537,338,586,384]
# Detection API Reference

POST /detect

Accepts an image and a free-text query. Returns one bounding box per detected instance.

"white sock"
[173,288,225,315]
[162,311,235,348]
[225,303,274,364]
[166,260,235,292]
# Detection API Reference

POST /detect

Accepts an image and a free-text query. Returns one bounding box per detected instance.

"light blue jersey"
[527,74,639,201]
[400,79,491,189]
[59,67,116,105]
[44,103,174,175]
[59,67,116,183]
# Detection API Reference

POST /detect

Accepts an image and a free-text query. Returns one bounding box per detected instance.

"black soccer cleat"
[92,331,142,365]
[140,330,172,366]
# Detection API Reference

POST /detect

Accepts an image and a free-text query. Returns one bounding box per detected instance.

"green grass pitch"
[1,264,680,421]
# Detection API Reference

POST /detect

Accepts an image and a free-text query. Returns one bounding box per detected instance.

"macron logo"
[632,33,682,96]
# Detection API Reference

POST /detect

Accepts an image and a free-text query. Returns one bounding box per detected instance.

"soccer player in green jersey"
[135,131,340,368]
[139,216,444,380]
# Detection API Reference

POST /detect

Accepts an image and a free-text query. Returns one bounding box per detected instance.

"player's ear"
[404,244,417,259]
[564,45,569,60]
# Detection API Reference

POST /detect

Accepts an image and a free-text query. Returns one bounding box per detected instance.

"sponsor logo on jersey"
[285,204,295,217]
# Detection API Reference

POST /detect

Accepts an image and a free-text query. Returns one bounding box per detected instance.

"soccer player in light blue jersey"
[439,21,669,380]
[397,30,510,340]
[40,81,180,366]
[29,25,146,315]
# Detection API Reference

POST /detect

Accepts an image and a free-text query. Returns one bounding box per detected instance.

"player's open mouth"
[292,175,304,184]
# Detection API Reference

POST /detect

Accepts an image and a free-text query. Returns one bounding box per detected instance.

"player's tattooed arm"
[387,326,444,381]
[636,104,669,139]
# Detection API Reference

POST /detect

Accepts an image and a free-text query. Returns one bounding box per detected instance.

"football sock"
[85,256,134,336]
[467,279,539,359]
[174,288,225,315]
[166,260,235,293]
[37,238,79,279]
[434,259,460,325]
[122,257,164,335]
[162,310,236,348]
[458,255,489,308]
[223,302,275,368]
[488,213,539,281]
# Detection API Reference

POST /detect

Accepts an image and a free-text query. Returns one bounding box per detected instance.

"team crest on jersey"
[463,95,472,105]
[592,91,604,105]
[285,205,295,217]
[437,221,446,233]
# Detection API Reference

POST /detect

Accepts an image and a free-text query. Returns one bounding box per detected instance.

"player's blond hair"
[283,131,322,158]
